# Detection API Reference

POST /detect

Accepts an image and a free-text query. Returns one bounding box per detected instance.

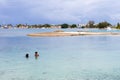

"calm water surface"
[0,29,120,80]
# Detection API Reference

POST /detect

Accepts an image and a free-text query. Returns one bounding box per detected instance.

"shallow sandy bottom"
[27,31,120,37]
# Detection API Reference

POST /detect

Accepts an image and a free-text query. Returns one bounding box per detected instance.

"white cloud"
[1,0,120,24]
[0,0,7,5]
[26,0,104,23]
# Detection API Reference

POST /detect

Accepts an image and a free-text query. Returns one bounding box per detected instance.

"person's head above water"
[35,52,39,57]
[25,53,29,58]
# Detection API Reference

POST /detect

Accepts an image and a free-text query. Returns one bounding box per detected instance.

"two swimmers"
[25,51,39,58]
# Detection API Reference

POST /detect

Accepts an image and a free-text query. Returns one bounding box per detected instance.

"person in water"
[35,51,39,57]
[25,53,29,58]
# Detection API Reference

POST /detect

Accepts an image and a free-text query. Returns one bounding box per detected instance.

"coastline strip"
[27,32,120,37]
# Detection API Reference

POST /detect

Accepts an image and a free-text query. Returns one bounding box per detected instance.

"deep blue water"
[0,29,120,80]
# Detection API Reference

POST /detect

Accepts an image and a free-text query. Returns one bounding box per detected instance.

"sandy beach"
[27,31,120,37]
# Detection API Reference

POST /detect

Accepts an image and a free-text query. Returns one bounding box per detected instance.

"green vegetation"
[61,23,69,28]
[86,21,95,28]
[116,23,120,29]
[1,21,120,29]
[97,21,111,29]
[43,24,51,28]
[61,24,77,28]
[85,21,111,29]
[70,24,77,28]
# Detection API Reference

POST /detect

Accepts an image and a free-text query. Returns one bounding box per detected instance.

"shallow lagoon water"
[0,29,120,80]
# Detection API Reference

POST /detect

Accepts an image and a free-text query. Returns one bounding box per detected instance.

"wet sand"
[27,31,120,37]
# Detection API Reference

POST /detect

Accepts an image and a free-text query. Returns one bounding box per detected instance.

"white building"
[77,24,86,28]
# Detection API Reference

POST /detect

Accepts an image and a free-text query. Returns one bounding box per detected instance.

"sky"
[0,0,120,25]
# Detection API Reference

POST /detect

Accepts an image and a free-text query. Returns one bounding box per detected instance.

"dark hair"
[35,52,38,54]
[25,53,29,58]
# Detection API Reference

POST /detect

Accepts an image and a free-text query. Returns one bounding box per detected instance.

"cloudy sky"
[0,0,120,24]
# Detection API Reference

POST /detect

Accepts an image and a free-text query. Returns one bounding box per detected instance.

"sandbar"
[27,31,120,37]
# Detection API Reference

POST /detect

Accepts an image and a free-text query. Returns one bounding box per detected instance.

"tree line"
[1,21,120,29]
[60,21,112,29]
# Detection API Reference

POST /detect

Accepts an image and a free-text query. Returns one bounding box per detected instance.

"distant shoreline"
[27,31,120,37]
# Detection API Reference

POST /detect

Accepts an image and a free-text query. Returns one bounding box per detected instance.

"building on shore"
[50,25,61,29]
[1,24,13,29]
[77,24,86,28]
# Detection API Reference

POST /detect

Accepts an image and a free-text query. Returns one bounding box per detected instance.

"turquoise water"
[1,29,120,80]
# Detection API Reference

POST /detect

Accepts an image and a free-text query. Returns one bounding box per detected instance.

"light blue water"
[1,29,120,80]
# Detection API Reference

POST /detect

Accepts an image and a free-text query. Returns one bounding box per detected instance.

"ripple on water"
[0,71,5,76]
